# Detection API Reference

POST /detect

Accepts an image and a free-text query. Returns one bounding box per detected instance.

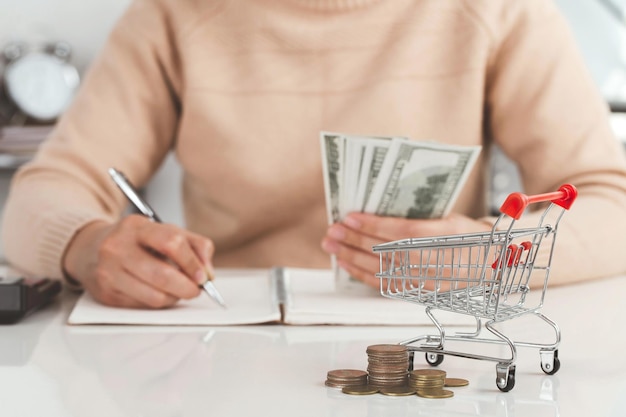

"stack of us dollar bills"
[320,131,482,290]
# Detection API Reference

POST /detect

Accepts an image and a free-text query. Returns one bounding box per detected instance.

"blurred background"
[0,0,625,260]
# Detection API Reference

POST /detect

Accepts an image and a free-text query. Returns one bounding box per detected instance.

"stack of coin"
[409,369,454,399]
[366,344,409,389]
[325,369,368,389]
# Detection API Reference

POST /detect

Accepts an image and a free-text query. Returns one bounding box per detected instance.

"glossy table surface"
[1,275,625,417]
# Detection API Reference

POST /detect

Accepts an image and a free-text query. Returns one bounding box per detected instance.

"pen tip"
[201,280,227,309]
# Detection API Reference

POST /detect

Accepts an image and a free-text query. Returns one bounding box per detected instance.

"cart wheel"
[540,350,560,375]
[496,365,516,392]
[425,352,444,366]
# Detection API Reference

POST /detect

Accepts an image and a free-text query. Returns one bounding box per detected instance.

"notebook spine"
[270,267,290,307]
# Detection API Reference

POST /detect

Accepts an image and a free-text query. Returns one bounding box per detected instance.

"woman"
[3,0,626,308]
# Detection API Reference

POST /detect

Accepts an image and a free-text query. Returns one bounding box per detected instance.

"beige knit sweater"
[3,0,626,285]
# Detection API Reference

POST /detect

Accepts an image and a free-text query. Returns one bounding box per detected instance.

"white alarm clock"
[2,42,80,122]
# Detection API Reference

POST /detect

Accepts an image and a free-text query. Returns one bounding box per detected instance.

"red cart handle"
[499,184,578,220]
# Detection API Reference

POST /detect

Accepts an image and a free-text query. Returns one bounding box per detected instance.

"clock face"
[3,52,80,121]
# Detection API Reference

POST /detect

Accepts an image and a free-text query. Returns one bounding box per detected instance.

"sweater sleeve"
[482,0,626,284]
[1,0,182,280]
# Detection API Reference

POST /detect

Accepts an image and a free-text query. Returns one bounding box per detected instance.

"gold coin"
[342,385,379,395]
[379,386,416,396]
[366,344,408,354]
[416,389,454,399]
[410,382,444,389]
[410,369,447,378]
[367,368,408,375]
[445,378,469,387]
[327,369,368,379]
[368,358,408,363]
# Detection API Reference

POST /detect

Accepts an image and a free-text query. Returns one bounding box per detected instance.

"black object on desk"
[0,276,61,324]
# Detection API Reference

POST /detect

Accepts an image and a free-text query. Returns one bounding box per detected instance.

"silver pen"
[108,167,227,308]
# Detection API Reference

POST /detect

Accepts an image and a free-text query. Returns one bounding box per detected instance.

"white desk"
[1,276,625,417]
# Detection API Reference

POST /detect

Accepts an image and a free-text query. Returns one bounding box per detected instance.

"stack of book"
[0,125,52,168]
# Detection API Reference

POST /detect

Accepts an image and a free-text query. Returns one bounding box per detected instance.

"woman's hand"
[321,212,492,287]
[62,215,215,308]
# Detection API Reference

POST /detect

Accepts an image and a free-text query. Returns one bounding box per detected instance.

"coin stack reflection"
[366,344,409,389]
[325,369,368,389]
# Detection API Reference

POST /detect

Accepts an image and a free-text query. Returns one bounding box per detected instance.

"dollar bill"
[321,132,395,221]
[320,132,481,291]
[353,138,393,212]
[363,139,481,218]
[320,132,348,287]
[320,133,345,224]
[341,138,367,219]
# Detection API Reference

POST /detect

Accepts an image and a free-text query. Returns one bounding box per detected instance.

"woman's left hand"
[321,212,492,287]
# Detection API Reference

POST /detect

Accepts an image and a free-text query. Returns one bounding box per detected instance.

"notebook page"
[282,268,434,325]
[67,269,281,325]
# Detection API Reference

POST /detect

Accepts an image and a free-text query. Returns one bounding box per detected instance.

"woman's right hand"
[62,215,215,308]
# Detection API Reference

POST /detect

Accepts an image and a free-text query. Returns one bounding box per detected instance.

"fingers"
[93,287,147,309]
[321,222,381,288]
[342,212,440,241]
[83,215,218,308]
[337,259,380,288]
[85,262,179,309]
[324,222,381,253]
[137,223,210,285]
[343,212,492,240]
[322,233,380,271]
[98,238,201,302]
[100,273,180,309]
[187,234,216,280]
[321,213,493,289]
[125,246,202,300]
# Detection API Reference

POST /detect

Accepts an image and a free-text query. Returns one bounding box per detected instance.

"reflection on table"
[1,275,625,417]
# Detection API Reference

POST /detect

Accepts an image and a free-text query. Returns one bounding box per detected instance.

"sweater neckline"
[286,0,383,11]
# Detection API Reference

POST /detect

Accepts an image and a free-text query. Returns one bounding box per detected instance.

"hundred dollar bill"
[353,138,393,212]
[321,132,360,291]
[321,132,394,221]
[321,133,394,291]
[364,139,481,218]
[320,132,345,224]
[321,132,481,292]
[341,138,366,219]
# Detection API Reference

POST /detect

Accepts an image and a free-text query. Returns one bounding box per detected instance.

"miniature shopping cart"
[372,184,577,392]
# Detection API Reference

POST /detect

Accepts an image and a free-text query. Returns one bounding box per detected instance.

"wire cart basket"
[372,184,577,392]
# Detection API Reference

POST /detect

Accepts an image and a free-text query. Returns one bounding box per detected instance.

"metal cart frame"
[373,184,577,391]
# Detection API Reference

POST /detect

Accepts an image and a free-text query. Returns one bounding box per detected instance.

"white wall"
[0,0,131,73]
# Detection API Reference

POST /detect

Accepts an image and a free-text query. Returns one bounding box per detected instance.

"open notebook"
[68,268,468,326]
